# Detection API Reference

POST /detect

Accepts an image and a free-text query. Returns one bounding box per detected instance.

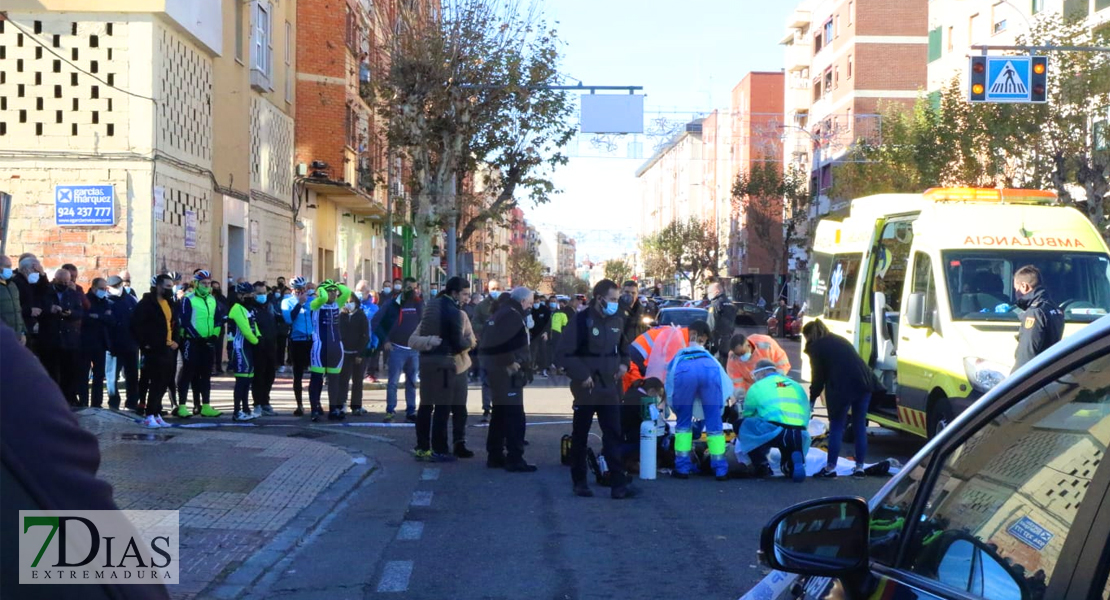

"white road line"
[411,491,433,507]
[396,521,424,541]
[421,468,440,481]
[376,560,413,593]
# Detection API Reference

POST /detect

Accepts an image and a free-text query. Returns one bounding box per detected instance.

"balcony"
[785,40,813,73]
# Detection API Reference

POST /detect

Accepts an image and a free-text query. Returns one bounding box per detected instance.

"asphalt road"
[185,330,927,599]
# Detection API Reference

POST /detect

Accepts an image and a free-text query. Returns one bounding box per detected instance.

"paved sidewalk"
[78,409,370,600]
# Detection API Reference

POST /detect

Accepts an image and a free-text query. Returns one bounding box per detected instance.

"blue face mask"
[0,268,11,280]
[604,301,619,316]
[255,294,268,304]
[95,289,108,299]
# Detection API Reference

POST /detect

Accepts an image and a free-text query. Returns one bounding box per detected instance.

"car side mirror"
[907,292,927,328]
[759,497,870,577]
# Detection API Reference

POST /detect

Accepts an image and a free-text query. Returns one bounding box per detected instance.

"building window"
[285,20,293,103]
[993,17,1008,35]
[235,0,244,62]
[968,13,979,45]
[813,78,822,102]
[848,0,854,24]
[947,25,954,52]
[250,1,273,90]
[345,105,356,149]
[823,19,834,46]
[928,26,942,62]
[834,66,840,89]
[847,54,853,79]
[814,30,823,54]
[345,5,358,52]
[1032,0,1045,14]
[823,68,833,97]
[835,15,841,38]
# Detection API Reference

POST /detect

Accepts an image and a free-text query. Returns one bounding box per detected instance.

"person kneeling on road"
[666,320,733,481]
[738,359,811,482]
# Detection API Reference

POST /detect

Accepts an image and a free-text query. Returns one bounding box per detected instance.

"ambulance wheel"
[927,396,954,439]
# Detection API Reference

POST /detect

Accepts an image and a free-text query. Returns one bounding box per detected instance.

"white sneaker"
[154,415,171,428]
[253,405,263,417]
[236,410,255,421]
[143,415,160,429]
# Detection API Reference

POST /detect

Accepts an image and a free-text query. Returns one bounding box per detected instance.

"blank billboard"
[580,94,645,134]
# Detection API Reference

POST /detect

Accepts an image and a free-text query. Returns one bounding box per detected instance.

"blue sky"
[525,0,797,262]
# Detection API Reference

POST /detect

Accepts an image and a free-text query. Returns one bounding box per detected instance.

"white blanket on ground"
[753,446,901,477]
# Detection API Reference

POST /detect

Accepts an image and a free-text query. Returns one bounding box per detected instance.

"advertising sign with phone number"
[55,185,115,226]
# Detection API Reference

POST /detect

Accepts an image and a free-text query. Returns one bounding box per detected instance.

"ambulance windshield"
[943,251,1110,323]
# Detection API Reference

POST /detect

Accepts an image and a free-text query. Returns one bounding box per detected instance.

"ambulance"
[804,187,1110,437]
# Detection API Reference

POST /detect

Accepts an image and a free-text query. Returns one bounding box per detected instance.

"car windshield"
[657,309,707,327]
[943,251,1110,323]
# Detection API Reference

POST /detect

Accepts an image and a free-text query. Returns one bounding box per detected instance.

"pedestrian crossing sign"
[985,56,1032,103]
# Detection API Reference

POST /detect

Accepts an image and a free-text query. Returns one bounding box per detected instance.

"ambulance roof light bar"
[922,187,1057,205]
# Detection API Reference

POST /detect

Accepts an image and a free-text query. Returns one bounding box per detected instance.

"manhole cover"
[287,430,328,439]
[119,433,176,442]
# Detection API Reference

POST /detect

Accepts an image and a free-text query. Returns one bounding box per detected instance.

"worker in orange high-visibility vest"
[725,333,791,403]
[623,326,689,392]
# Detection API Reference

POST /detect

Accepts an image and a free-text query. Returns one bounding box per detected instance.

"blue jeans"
[386,345,418,416]
[826,393,871,467]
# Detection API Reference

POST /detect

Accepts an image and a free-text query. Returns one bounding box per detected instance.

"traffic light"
[1030,56,1048,103]
[969,56,987,102]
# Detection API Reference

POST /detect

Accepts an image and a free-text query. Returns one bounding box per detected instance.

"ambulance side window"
[825,253,862,322]
[912,252,938,321]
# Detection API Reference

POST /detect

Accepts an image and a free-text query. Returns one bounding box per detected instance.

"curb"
[202,455,378,600]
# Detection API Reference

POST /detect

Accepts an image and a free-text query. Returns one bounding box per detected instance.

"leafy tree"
[642,217,718,292]
[508,246,544,289]
[732,162,809,278]
[369,0,575,284]
[603,259,633,285]
[552,273,589,296]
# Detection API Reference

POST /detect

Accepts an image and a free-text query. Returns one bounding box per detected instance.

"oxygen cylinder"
[640,420,657,480]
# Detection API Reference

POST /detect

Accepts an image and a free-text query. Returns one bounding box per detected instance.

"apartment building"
[927,0,1110,97]
[782,0,928,211]
[635,119,705,239]
[294,0,390,286]
[727,72,785,281]
[0,0,298,286]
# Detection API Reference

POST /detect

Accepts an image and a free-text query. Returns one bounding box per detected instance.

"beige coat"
[408,310,476,375]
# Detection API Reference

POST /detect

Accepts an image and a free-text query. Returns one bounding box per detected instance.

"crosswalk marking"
[396,521,424,541]
[420,468,440,481]
[410,491,433,507]
[376,561,413,593]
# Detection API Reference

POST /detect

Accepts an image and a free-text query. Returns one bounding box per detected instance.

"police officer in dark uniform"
[705,278,736,364]
[557,279,637,500]
[1012,265,1064,372]
[619,280,647,353]
[479,286,537,472]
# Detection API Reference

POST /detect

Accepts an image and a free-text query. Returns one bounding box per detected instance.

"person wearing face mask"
[704,278,737,365]
[250,281,279,417]
[281,277,314,416]
[738,359,811,482]
[529,294,552,378]
[556,279,637,499]
[37,268,86,400]
[337,287,371,416]
[473,279,503,422]
[209,278,228,375]
[354,280,380,387]
[0,255,27,344]
[374,277,424,423]
[13,254,49,355]
[623,325,690,393]
[104,275,139,410]
[618,280,648,354]
[61,263,91,312]
[309,280,353,421]
[664,319,733,481]
[725,332,790,406]
[369,280,395,380]
[176,270,224,418]
[1012,265,1064,372]
[119,270,137,299]
[480,286,537,471]
[408,276,470,462]
[132,275,178,428]
[548,297,569,375]
[226,282,260,421]
[78,277,116,408]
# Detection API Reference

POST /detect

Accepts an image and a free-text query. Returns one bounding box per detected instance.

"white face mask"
[392,285,401,292]
[108,286,123,297]
[28,272,41,284]
[345,302,358,311]
[525,315,535,329]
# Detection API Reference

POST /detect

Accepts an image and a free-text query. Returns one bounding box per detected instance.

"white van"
[804,187,1110,437]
